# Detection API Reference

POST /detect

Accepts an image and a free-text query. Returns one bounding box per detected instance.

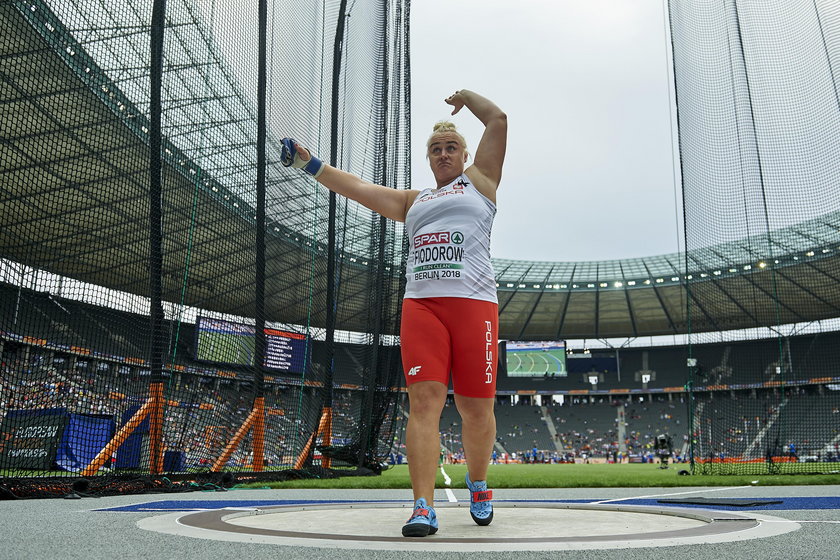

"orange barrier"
[252,398,265,471]
[80,382,165,477]
[294,407,332,469]
[211,396,266,472]
[147,383,164,474]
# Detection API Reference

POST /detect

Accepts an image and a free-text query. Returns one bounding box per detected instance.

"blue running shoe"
[401,497,438,537]
[465,473,493,526]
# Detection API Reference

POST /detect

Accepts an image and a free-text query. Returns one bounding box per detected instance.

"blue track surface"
[98,496,840,513]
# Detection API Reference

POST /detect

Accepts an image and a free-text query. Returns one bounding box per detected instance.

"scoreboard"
[505,340,568,377]
[195,317,309,374]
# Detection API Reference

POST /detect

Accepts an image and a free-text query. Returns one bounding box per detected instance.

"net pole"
[731,0,786,473]
[292,0,349,471]
[356,2,390,469]
[666,0,696,474]
[321,0,350,465]
[251,0,268,471]
[147,0,167,476]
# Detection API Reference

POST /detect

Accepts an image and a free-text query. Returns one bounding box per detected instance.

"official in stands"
[281,89,507,537]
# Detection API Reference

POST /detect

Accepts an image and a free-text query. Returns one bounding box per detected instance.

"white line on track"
[439,465,458,502]
[590,485,752,504]
[440,465,451,486]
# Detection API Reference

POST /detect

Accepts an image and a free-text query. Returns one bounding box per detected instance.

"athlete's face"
[427,132,467,185]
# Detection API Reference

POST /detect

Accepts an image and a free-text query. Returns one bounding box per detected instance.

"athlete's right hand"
[280,137,324,178]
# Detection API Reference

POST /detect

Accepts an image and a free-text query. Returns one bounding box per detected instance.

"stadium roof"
[493,213,840,339]
[3,0,840,341]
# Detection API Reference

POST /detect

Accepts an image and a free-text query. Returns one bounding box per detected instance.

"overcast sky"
[409,0,684,262]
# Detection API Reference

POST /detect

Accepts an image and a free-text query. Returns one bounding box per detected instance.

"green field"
[243,463,840,490]
[197,331,254,366]
[506,349,567,376]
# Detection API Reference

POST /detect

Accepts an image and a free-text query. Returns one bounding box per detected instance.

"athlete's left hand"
[445,90,466,115]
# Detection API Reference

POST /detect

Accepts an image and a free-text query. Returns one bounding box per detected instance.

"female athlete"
[281,89,507,537]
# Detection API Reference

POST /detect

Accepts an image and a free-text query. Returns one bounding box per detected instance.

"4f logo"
[408,365,422,376]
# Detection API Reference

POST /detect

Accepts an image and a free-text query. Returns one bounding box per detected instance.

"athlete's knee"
[454,395,495,425]
[407,381,447,418]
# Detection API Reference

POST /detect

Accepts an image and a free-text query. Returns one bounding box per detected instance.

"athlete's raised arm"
[444,90,507,199]
[279,138,418,222]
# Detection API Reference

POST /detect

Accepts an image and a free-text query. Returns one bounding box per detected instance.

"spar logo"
[414,231,464,248]
[414,231,449,248]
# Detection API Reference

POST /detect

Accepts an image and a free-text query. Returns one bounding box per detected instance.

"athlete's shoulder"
[463,167,497,204]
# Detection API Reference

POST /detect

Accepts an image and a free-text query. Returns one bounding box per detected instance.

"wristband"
[303,155,324,178]
[280,137,324,178]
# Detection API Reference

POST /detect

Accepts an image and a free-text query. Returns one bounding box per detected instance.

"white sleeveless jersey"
[404,174,497,303]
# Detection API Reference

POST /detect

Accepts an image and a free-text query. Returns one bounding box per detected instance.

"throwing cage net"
[0,0,409,497]
[670,0,840,474]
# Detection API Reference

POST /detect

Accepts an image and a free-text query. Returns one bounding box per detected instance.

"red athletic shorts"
[400,297,499,398]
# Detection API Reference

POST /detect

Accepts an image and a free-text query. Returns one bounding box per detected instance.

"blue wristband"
[303,156,324,178]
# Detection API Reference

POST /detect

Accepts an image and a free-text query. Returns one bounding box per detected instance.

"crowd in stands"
[485,395,689,464]
[692,386,840,463]
[0,345,381,471]
[4,336,840,472]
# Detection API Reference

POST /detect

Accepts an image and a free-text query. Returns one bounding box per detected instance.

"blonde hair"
[426,121,468,157]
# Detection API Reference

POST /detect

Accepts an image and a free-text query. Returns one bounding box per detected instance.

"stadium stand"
[0,280,400,474]
[4,285,837,472]
[495,401,556,457]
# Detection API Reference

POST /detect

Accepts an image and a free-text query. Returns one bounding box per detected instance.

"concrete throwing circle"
[137,501,800,551]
